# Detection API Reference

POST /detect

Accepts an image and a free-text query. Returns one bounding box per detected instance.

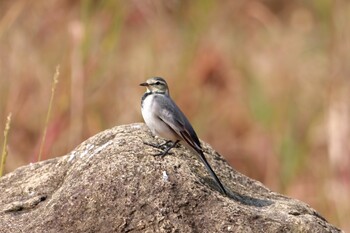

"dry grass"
[0,113,12,177]
[37,66,59,161]
[0,0,349,230]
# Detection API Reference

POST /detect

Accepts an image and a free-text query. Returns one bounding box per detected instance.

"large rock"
[0,123,342,232]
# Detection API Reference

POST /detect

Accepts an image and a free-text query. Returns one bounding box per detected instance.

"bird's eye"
[155,81,161,85]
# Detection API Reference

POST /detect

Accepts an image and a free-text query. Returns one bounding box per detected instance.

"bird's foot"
[153,140,180,157]
[143,140,171,150]
[153,151,172,157]
[143,140,180,157]
[143,141,174,157]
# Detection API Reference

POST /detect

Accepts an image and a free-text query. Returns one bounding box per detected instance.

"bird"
[140,77,227,195]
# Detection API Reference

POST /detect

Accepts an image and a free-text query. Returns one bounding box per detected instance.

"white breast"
[141,94,178,141]
[141,94,157,131]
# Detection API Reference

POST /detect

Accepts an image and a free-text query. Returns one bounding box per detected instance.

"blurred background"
[0,0,349,230]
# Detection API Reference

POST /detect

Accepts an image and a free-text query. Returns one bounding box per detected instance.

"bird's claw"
[143,141,171,150]
[143,141,160,148]
[153,151,174,157]
[143,140,179,157]
[143,141,173,157]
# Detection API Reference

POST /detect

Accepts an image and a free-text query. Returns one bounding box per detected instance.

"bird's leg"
[154,140,180,157]
[158,140,173,149]
[143,140,172,150]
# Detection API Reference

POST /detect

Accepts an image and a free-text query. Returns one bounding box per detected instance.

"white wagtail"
[140,77,227,195]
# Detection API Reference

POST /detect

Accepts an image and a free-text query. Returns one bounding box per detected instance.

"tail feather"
[195,148,227,195]
[179,131,226,195]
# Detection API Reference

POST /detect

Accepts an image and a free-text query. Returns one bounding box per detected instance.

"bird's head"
[140,77,169,95]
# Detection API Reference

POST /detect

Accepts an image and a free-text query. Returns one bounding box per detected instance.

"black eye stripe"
[152,81,162,85]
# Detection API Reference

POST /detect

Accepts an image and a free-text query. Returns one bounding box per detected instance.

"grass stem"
[0,113,12,177]
[37,65,60,161]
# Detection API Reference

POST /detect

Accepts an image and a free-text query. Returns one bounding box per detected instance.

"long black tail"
[195,149,227,195]
[179,130,227,195]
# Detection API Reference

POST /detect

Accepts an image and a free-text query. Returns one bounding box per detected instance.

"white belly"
[141,95,178,141]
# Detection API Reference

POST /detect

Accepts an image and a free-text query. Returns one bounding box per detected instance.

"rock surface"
[0,123,342,233]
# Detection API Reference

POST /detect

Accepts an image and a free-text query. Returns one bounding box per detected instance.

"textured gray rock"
[0,123,342,232]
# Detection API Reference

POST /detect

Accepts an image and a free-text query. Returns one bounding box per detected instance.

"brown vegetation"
[0,0,349,230]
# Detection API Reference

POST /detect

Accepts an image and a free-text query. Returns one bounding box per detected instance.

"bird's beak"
[140,82,149,87]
